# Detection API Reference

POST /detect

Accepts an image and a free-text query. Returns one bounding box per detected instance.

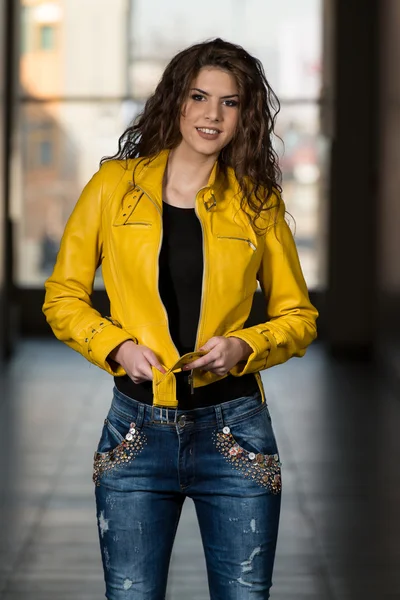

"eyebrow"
[191,87,239,99]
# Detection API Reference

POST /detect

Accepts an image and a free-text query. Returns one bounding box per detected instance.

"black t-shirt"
[114,201,258,408]
[158,202,204,354]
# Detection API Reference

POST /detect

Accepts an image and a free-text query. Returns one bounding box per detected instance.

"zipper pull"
[188,370,194,395]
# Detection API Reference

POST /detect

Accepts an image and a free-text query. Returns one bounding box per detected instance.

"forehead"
[191,67,238,95]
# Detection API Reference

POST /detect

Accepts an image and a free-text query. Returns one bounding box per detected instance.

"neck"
[166,144,218,193]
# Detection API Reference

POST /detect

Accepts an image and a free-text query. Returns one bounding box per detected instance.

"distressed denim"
[94,387,282,599]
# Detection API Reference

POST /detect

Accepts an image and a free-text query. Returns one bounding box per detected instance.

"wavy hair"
[102,38,283,227]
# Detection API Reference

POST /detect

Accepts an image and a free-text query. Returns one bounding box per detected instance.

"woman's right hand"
[108,340,166,383]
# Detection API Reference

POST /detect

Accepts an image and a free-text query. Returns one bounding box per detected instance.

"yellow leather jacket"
[43,149,318,407]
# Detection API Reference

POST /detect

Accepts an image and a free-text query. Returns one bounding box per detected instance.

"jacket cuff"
[225,329,271,376]
[87,323,137,376]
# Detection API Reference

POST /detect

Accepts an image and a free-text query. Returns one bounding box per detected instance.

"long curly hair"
[102,38,283,226]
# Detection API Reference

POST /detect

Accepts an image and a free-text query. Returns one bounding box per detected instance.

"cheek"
[225,113,239,140]
[180,105,197,133]
[179,114,191,138]
[181,102,199,122]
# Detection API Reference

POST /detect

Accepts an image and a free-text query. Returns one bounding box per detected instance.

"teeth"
[197,128,219,134]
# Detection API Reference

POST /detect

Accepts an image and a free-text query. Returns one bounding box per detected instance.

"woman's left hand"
[183,336,253,376]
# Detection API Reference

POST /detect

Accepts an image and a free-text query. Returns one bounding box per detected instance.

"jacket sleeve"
[225,198,318,375]
[42,163,136,376]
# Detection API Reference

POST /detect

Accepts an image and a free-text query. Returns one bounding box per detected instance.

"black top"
[114,201,258,408]
[158,202,204,354]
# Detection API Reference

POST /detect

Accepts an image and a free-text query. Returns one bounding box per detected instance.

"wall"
[327,0,379,356]
[0,0,5,365]
[376,0,400,385]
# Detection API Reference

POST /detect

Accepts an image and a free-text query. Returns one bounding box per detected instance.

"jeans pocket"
[213,405,282,495]
[93,408,147,486]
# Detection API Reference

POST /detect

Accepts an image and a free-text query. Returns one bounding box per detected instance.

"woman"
[43,38,318,599]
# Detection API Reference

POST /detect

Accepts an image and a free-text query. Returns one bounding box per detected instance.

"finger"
[183,352,218,371]
[202,365,228,376]
[198,337,223,352]
[203,360,227,374]
[130,356,155,381]
[130,362,153,382]
[131,376,147,384]
[130,370,149,384]
[142,349,167,374]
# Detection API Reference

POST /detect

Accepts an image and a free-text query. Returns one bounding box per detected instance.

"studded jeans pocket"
[93,414,147,487]
[212,406,282,495]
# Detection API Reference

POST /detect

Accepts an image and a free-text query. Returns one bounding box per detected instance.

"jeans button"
[178,415,186,427]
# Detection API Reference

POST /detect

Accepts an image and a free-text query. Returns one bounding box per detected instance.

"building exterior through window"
[16,0,325,289]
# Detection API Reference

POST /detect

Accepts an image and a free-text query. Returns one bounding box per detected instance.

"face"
[179,67,240,159]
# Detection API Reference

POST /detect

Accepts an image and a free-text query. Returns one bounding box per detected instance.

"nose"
[205,100,222,122]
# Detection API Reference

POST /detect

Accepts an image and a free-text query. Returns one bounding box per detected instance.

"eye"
[223,99,239,108]
[191,94,205,102]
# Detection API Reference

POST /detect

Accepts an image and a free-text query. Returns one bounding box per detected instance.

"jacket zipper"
[217,235,256,251]
[125,221,152,227]
[135,185,180,361]
[191,186,213,393]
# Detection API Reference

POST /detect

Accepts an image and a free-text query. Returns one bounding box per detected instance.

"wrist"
[108,340,136,365]
[230,337,253,361]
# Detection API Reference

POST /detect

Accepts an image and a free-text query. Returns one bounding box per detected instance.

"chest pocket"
[217,235,256,252]
[213,227,259,300]
[113,189,153,228]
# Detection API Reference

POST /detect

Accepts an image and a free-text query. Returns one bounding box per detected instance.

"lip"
[196,128,221,142]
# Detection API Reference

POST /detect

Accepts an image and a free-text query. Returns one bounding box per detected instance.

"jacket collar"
[132,149,226,211]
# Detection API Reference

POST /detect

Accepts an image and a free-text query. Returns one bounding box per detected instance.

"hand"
[182,336,253,376]
[108,341,166,383]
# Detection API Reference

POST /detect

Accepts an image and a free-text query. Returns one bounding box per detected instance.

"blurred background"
[0,0,399,599]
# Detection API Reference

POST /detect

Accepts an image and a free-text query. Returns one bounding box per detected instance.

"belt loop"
[214,404,225,431]
[169,407,178,423]
[136,402,145,429]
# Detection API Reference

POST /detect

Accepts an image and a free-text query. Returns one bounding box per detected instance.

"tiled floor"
[0,340,399,599]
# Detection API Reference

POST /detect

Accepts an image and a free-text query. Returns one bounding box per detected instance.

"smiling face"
[178,67,240,160]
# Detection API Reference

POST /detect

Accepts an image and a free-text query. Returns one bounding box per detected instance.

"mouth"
[196,127,221,134]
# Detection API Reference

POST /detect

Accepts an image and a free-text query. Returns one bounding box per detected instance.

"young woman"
[43,38,318,600]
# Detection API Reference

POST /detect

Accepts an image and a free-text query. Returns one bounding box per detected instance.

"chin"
[191,142,223,157]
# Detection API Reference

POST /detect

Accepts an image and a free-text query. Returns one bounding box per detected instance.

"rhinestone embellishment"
[93,423,147,486]
[213,430,282,495]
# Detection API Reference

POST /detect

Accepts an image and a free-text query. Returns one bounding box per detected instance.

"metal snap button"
[223,426,230,434]
[178,415,186,426]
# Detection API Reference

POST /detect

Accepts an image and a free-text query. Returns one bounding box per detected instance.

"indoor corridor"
[1,339,399,600]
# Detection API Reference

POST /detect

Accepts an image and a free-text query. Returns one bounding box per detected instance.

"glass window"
[39,25,55,50]
[21,6,30,54]
[16,0,325,289]
[17,100,128,286]
[39,140,53,165]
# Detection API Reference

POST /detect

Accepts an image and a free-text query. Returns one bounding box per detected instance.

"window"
[39,25,55,50]
[40,140,53,166]
[21,6,30,54]
[17,0,325,289]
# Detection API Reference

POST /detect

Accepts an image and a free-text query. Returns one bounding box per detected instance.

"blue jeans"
[94,387,282,599]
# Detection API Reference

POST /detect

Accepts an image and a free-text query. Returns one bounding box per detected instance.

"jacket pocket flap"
[113,190,144,226]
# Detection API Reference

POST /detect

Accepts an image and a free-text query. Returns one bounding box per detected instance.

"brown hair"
[102,38,283,226]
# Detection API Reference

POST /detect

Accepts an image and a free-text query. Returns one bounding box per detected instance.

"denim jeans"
[94,387,282,599]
